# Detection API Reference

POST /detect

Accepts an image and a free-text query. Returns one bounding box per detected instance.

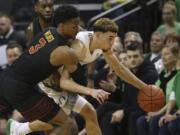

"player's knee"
[81,103,97,121]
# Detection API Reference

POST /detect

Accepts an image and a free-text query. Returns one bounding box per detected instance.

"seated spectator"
[6,42,23,67]
[158,69,180,135]
[124,31,143,50]
[0,42,23,135]
[99,51,129,103]
[136,38,180,135]
[97,43,158,135]
[145,31,165,74]
[0,13,25,70]
[157,1,180,35]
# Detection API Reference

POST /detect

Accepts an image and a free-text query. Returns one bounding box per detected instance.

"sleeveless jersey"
[8,28,68,85]
[76,31,102,65]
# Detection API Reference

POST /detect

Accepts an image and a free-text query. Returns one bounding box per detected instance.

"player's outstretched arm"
[60,69,110,103]
[103,50,147,90]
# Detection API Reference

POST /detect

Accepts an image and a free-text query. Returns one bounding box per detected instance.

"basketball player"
[7,18,150,135]
[26,0,80,134]
[26,0,54,46]
[0,5,108,135]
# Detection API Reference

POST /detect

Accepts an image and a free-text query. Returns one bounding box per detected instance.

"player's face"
[35,0,54,21]
[97,32,117,51]
[161,47,177,68]
[61,17,80,39]
[6,48,22,65]
[127,50,143,70]
[150,34,164,53]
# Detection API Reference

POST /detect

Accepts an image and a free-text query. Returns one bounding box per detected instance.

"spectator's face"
[127,50,143,70]
[35,0,54,21]
[96,31,117,51]
[161,47,177,68]
[124,35,138,49]
[118,53,129,68]
[0,17,11,36]
[162,5,176,23]
[59,17,80,39]
[111,37,123,56]
[6,48,21,65]
[150,34,164,53]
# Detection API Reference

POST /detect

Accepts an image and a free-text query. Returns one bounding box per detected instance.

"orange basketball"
[138,85,165,112]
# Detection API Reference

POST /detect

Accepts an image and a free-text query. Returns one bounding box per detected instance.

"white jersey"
[76,31,102,65]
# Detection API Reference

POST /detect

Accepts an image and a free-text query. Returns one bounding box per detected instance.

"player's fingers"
[96,97,103,104]
[97,94,106,102]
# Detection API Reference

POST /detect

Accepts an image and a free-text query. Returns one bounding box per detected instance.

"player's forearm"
[60,79,92,96]
[103,52,147,89]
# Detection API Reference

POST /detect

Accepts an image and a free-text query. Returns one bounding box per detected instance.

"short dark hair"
[126,42,143,54]
[54,5,79,27]
[6,41,23,53]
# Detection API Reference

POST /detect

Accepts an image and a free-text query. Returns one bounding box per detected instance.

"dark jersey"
[8,28,68,85]
[33,17,42,37]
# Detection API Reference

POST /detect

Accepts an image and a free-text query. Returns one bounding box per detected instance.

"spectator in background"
[6,42,22,67]
[99,51,129,104]
[111,36,124,56]
[0,42,23,135]
[0,13,17,45]
[175,0,180,21]
[157,1,180,35]
[26,0,54,46]
[164,33,180,69]
[97,43,158,135]
[124,31,143,50]
[0,13,25,70]
[145,31,165,74]
[137,42,179,135]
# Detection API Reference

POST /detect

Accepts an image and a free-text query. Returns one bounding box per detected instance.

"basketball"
[138,85,165,112]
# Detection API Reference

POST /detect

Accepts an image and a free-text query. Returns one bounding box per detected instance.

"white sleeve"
[169,91,176,101]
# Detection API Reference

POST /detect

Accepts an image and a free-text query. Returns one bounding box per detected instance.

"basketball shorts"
[39,82,88,115]
[0,72,60,122]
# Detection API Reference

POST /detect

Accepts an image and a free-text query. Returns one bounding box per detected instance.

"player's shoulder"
[76,31,93,39]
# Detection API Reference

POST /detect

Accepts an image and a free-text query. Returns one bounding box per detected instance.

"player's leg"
[2,77,74,135]
[72,96,102,135]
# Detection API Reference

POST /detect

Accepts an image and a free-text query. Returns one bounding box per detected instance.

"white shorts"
[38,82,88,115]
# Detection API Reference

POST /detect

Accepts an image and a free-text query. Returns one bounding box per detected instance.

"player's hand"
[111,110,124,123]
[146,111,160,122]
[90,89,110,104]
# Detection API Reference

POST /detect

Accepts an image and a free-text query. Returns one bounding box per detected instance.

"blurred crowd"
[0,0,180,135]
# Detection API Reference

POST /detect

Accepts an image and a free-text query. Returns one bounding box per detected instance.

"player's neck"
[39,18,52,30]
